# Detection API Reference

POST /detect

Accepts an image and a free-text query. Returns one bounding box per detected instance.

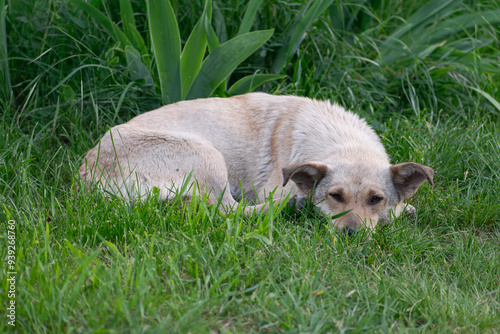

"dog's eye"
[370,196,383,204]
[329,193,343,202]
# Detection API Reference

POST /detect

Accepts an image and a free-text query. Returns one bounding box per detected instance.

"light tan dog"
[79,93,433,232]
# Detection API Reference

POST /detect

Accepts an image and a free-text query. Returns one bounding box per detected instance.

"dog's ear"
[282,162,328,194]
[390,162,434,199]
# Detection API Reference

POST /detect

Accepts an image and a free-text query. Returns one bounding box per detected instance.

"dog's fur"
[79,93,433,232]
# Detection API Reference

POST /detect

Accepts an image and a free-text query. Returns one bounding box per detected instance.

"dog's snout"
[342,219,359,236]
[343,225,356,236]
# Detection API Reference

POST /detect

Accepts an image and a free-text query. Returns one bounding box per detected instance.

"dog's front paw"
[404,204,417,216]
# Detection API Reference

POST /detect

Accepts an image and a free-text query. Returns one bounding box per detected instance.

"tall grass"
[0,0,11,103]
[1,0,499,332]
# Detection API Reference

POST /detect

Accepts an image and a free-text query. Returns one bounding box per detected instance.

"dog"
[79,93,433,233]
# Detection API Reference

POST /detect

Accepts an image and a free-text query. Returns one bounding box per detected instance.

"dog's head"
[282,161,434,233]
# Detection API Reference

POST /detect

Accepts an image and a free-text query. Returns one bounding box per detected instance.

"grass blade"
[380,0,461,64]
[0,0,11,102]
[469,86,500,115]
[237,0,264,36]
[180,0,211,98]
[69,0,131,48]
[428,10,500,44]
[329,0,372,33]
[244,232,272,245]
[47,64,115,96]
[147,0,182,104]
[228,73,286,95]
[383,0,460,43]
[272,0,334,73]
[329,2,347,32]
[185,29,273,100]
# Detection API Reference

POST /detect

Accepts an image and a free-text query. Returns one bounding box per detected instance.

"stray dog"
[79,93,433,232]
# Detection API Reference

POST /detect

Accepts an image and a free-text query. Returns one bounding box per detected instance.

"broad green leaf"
[0,0,11,102]
[69,0,131,48]
[212,2,228,44]
[205,20,220,53]
[147,0,182,104]
[228,73,286,95]
[185,29,273,100]
[204,20,227,92]
[125,45,154,87]
[180,0,212,98]
[272,0,334,73]
[119,0,150,67]
[202,18,227,92]
[237,0,264,36]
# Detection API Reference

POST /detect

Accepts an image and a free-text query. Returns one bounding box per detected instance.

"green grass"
[1,0,499,332]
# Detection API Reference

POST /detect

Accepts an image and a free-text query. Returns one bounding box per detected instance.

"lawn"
[1,0,499,332]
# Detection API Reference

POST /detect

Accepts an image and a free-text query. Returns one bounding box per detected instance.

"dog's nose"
[341,219,359,236]
[343,226,356,236]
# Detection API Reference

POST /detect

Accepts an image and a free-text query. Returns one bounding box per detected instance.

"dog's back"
[124,93,389,182]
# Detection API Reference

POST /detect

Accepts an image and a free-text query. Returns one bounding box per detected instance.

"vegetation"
[1,0,499,332]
